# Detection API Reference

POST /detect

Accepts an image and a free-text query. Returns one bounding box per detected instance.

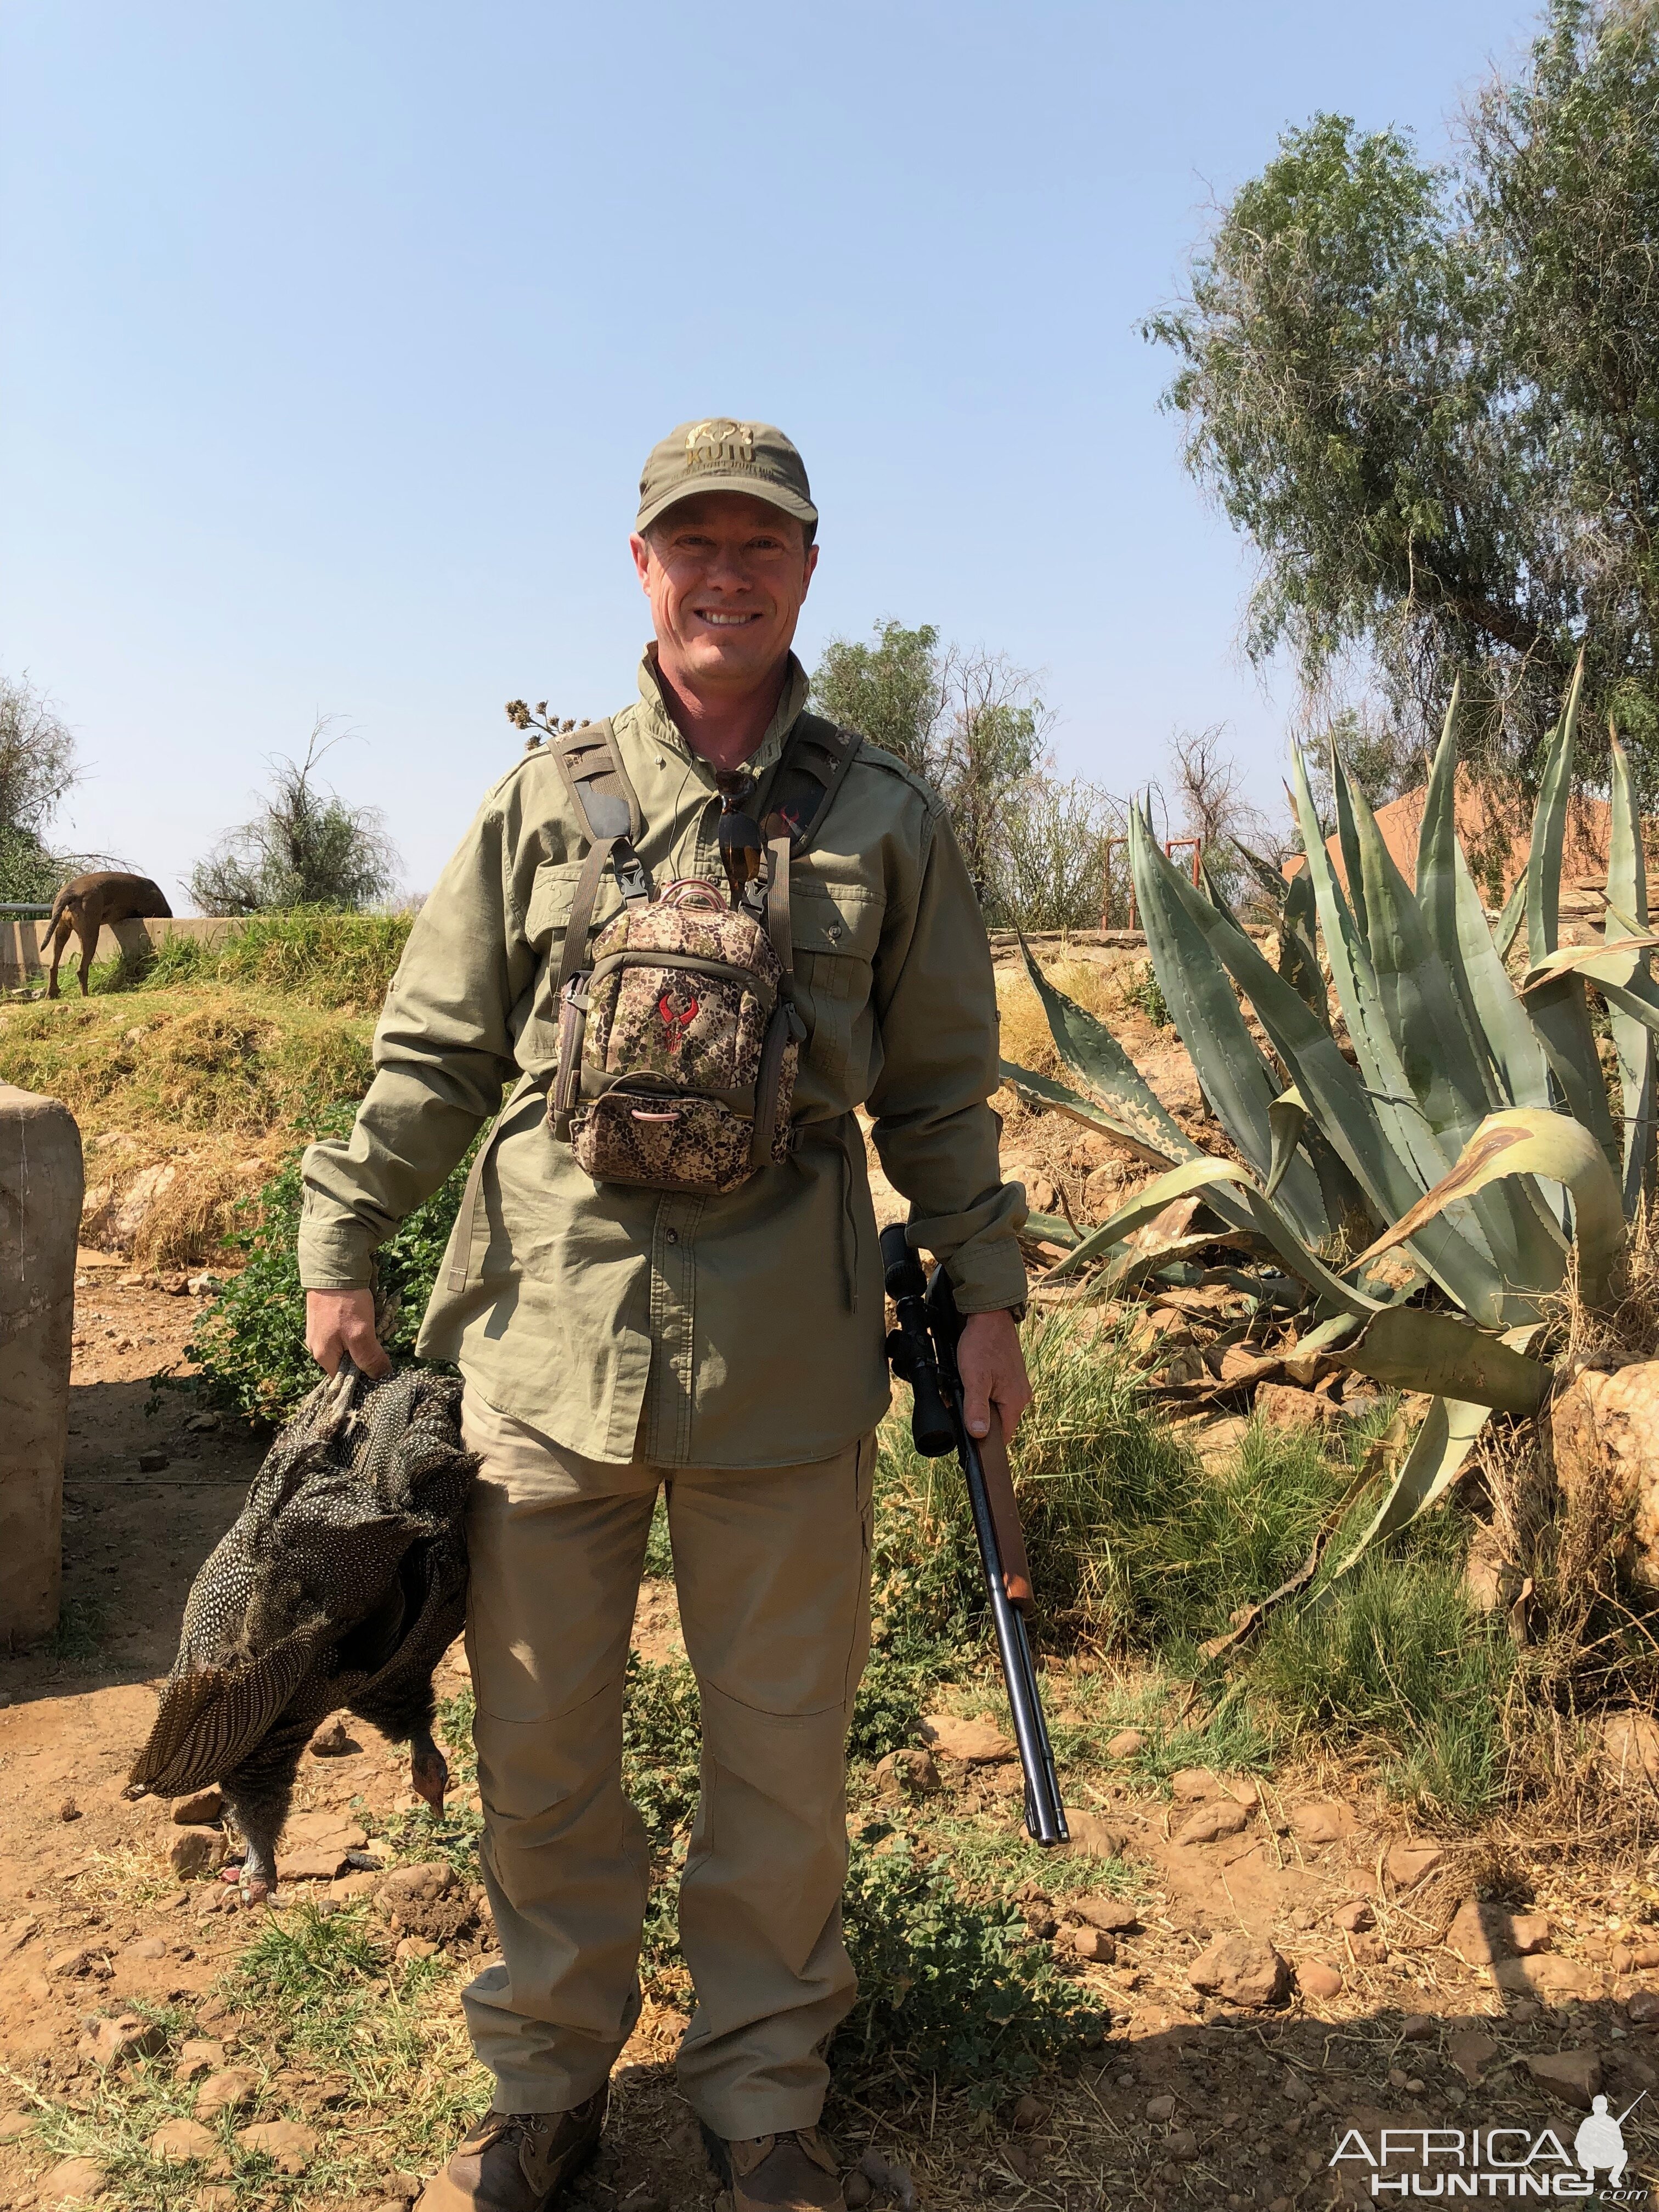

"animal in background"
[43,870,173,998]
[127,1361,475,1900]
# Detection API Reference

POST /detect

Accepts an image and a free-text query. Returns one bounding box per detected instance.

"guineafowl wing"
[127,1622,324,1797]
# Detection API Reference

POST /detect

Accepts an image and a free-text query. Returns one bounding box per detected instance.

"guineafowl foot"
[411,1734,449,1813]
[239,1845,278,1905]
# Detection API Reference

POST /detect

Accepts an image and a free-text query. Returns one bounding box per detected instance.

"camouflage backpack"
[546,714,861,1194]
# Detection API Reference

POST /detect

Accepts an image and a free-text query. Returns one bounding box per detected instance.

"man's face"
[630,492,817,693]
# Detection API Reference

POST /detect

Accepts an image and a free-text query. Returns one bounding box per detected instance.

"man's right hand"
[306,1288,392,1378]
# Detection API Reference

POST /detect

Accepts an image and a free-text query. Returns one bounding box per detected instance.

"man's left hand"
[957,1308,1033,1441]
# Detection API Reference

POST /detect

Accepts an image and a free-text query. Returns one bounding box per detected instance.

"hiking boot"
[414,2092,607,2211]
[703,2123,844,2210]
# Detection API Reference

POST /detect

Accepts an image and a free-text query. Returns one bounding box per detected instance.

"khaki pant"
[458,1389,876,2139]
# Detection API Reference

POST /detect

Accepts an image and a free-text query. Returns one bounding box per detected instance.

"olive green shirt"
[298,649,1027,1467]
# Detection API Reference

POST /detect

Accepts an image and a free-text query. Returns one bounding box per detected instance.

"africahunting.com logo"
[1330,2096,1645,2198]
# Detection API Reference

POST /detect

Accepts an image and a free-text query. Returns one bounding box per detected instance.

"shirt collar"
[636,645,810,776]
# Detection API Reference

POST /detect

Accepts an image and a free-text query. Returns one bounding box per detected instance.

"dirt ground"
[4,1278,1659,2209]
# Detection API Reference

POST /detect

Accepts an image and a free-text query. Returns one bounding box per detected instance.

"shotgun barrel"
[880,1224,1068,1847]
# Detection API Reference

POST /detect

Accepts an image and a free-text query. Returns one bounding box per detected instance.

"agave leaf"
[997,1059,1186,1170]
[1527,654,1585,966]
[1137,806,1510,1321]
[1265,1086,1307,1201]
[1415,680,1502,1096]
[1523,971,1623,1173]
[1278,863,1330,1031]
[1521,933,1659,988]
[1353,1105,1624,1310]
[1012,935,1203,1164]
[1335,1304,1548,1413]
[1131,810,1328,1239]
[1325,1395,1496,1579]
[1495,874,1527,960]
[1327,737,1369,935]
[1452,841,1553,1113]
[1036,1159,1245,1282]
[1232,838,1290,910]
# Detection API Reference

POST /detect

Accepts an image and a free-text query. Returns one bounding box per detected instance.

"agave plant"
[1001,663,1659,1567]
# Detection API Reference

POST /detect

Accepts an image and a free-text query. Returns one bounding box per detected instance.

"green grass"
[0,986,375,1142]
[180,1107,484,1422]
[86,906,414,1012]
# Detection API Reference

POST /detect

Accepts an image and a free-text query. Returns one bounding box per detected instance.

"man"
[300,418,1032,2212]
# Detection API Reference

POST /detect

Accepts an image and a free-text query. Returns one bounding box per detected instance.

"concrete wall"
[0,916,234,991]
[0,1086,83,1641]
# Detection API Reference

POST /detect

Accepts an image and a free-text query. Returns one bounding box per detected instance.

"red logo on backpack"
[658,990,699,1050]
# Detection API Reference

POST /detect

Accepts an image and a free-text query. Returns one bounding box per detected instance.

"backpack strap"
[757,712,862,858]
[549,717,652,1002]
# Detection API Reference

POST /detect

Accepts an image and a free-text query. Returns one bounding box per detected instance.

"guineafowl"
[128,1358,476,1899]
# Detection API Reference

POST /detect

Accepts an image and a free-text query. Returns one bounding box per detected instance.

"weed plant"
[88,906,415,1011]
[184,1107,484,1421]
[1123,958,1172,1028]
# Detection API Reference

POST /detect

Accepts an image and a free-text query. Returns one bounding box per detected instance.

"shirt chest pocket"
[789,879,883,1093]
[525,859,620,959]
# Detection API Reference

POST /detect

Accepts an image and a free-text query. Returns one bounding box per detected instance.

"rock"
[381,1860,458,1907]
[1074,1897,1139,1934]
[235,2119,317,2172]
[168,1826,227,1878]
[309,1715,354,1757]
[188,1272,223,1296]
[0,2110,31,2143]
[171,1787,224,1826]
[282,1842,353,1881]
[80,2011,165,2065]
[1188,1932,1292,2009]
[1068,1926,1116,1963]
[1598,1709,1659,1788]
[195,2067,257,2118]
[1449,2031,1499,2084]
[843,2176,873,2211]
[918,1714,1017,1763]
[1399,2015,1435,2042]
[176,2038,224,2081]
[1174,1799,1250,1845]
[1551,1361,1659,1587]
[1010,2093,1047,2132]
[1332,1899,1374,1933]
[1217,1345,1280,1388]
[48,1946,95,1978]
[1447,1897,1519,1966]
[1385,1842,1444,1889]
[184,1409,221,1431]
[122,1934,168,1961]
[395,1936,438,1962]
[40,2155,104,2203]
[137,1448,169,1472]
[1146,2094,1176,2121]
[1105,1728,1147,1759]
[1254,1383,1334,1432]
[1295,1959,1344,2001]
[150,2117,218,2160]
[1171,1768,1220,1801]
[1060,1809,1131,1859]
[329,1872,380,1902]
[1348,1933,1388,1965]
[1627,1989,1659,2024]
[58,1795,81,1821]
[1510,1913,1551,1954]
[1524,2049,1602,2110]
[1167,2128,1199,2162]
[1289,1801,1356,1847]
[1496,1955,1599,2000]
[873,1747,940,1797]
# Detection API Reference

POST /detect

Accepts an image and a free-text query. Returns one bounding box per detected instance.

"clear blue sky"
[3,1,1536,908]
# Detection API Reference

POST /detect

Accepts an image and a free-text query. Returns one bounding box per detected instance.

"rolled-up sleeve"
[865,805,1028,1312]
[297,794,534,1291]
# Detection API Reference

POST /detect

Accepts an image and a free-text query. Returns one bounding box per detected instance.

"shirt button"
[665,1228,679,1244]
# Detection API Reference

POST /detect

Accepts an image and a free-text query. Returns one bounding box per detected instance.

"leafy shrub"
[1124,958,1171,1027]
[623,1652,703,1838]
[184,1105,485,1422]
[119,906,414,1011]
[836,1832,1108,2098]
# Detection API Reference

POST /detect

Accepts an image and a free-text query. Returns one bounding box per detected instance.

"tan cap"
[636,418,817,534]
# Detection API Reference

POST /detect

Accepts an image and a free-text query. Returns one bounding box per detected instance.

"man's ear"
[800,541,820,597]
[629,531,652,590]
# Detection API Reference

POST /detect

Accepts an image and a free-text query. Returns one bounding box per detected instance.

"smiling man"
[299,419,1031,2212]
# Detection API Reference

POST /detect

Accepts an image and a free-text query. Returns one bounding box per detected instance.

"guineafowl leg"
[223,1716,312,1901]
[410,1728,448,1811]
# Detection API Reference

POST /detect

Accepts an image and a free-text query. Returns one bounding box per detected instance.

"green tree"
[190,722,401,915]
[810,621,1049,915]
[1145,0,1659,793]
[0,673,79,902]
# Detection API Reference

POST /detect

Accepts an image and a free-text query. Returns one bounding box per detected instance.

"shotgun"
[880,1223,1068,1847]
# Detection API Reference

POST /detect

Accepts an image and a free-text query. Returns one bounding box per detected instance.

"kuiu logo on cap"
[685,419,756,470]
